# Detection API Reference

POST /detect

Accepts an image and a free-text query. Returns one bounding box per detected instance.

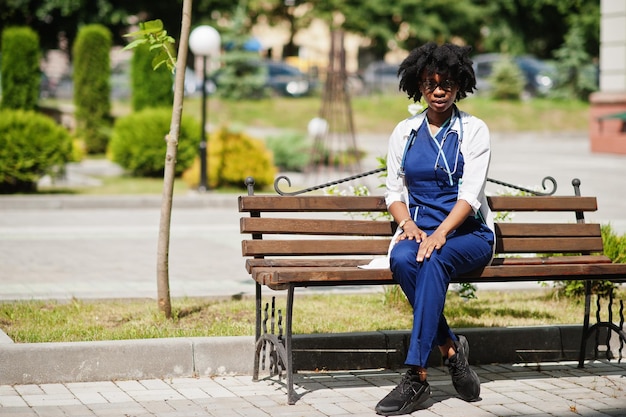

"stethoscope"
[398,107,463,186]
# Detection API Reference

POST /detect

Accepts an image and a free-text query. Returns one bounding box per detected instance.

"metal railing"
[270,168,558,197]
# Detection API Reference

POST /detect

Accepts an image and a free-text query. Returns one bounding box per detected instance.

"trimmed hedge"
[131,43,174,111]
[1,27,41,111]
[0,110,73,193]
[73,24,112,154]
[109,107,200,177]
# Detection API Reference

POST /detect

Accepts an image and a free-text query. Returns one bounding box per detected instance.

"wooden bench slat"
[253,267,392,286]
[242,239,390,256]
[245,258,372,273]
[246,255,613,271]
[250,263,626,286]
[487,196,598,212]
[242,219,602,238]
[489,255,612,265]
[248,255,615,276]
[253,264,626,285]
[495,237,605,253]
[241,217,395,236]
[243,236,604,257]
[495,223,602,237]
[239,195,599,213]
[473,263,626,281]
[239,195,388,212]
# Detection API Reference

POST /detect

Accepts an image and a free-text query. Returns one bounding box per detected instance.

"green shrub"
[214,7,266,100]
[182,126,276,189]
[601,224,626,264]
[552,24,598,101]
[73,24,112,154]
[0,27,40,111]
[266,132,311,172]
[109,107,200,177]
[489,57,524,100]
[131,43,174,111]
[0,110,73,193]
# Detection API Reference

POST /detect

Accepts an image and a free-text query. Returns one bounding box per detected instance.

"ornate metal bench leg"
[578,282,626,367]
[252,285,295,402]
[253,282,262,381]
[619,300,625,363]
[286,284,297,405]
[578,280,592,368]
[605,288,614,360]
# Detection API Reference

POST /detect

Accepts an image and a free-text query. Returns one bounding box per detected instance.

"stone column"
[589,0,626,154]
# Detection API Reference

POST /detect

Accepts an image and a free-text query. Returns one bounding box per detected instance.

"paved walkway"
[1,361,625,416]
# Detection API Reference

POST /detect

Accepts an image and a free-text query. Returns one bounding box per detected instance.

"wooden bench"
[239,176,626,404]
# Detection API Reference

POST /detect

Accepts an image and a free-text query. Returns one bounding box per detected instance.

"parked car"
[264,60,315,97]
[472,53,556,98]
[360,61,401,94]
[209,59,316,98]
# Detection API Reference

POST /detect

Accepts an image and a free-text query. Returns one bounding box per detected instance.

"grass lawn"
[178,94,590,135]
[61,93,590,139]
[0,288,609,344]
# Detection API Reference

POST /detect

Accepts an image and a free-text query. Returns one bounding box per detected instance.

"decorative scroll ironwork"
[273,168,558,196]
[255,297,287,380]
[583,287,625,364]
[274,168,386,196]
[487,175,557,196]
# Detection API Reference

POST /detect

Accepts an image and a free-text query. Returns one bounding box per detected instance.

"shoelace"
[397,372,421,395]
[447,354,469,379]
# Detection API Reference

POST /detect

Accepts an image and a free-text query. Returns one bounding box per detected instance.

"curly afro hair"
[398,42,476,103]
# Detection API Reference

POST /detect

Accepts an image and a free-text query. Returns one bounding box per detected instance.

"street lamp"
[189,25,221,191]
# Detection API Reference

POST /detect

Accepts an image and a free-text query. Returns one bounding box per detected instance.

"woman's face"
[419,72,458,115]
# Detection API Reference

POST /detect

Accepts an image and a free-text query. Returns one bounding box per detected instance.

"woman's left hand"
[417,230,447,262]
[396,222,427,243]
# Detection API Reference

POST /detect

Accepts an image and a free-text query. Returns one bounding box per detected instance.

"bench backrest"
[239,195,604,259]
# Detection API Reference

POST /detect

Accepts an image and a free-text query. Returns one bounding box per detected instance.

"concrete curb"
[0,336,255,385]
[0,328,13,344]
[2,325,606,386]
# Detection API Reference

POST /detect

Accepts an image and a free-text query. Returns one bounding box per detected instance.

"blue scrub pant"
[390,226,493,368]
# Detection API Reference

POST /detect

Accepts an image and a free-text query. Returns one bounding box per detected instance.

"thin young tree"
[124,0,193,318]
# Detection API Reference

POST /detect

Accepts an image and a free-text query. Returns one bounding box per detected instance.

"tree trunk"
[156,0,193,318]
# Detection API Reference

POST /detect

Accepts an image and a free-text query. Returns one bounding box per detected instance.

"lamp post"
[189,25,221,191]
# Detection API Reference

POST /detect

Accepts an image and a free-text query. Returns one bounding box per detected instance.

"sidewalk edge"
[0,325,593,385]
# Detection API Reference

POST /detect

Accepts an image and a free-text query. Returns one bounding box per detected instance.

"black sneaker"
[445,335,481,402]
[375,369,431,416]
